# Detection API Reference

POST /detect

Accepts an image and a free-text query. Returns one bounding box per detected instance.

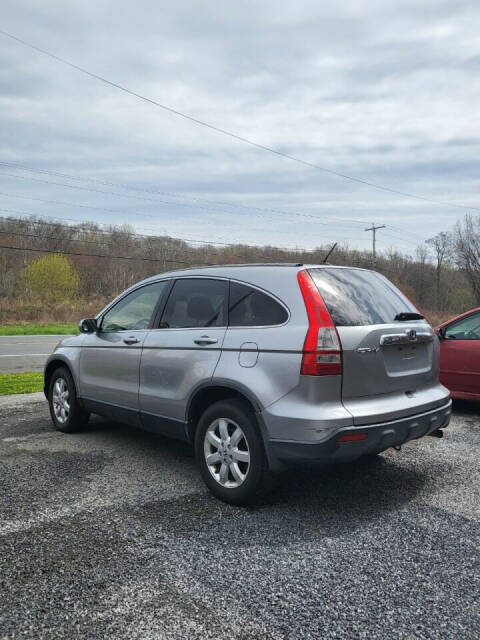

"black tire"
[48,366,90,433]
[195,399,273,505]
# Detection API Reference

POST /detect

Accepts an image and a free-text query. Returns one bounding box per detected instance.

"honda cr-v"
[45,264,451,503]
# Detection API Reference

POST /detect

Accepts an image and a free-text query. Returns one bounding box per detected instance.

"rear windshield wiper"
[394,312,425,321]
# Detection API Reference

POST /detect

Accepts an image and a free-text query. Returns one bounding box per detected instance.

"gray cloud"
[0,0,479,254]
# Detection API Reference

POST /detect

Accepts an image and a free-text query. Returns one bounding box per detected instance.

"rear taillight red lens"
[297,269,342,376]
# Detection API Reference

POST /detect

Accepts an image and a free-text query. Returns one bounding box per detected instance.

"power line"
[1,28,478,213]
[0,173,377,246]
[0,204,241,247]
[386,223,438,244]
[2,215,434,269]
[383,229,419,246]
[0,171,217,212]
[0,162,440,245]
[382,230,413,246]
[0,162,439,247]
[0,161,347,224]
[0,226,246,264]
[0,242,189,264]
[0,227,113,248]
[0,234,320,265]
[0,170,347,237]
[6,214,444,281]
[0,226,192,257]
[0,239,334,270]
[0,169,424,249]
[0,163,378,230]
[0,217,305,262]
[0,209,307,254]
[0,191,142,219]
[0,222,198,262]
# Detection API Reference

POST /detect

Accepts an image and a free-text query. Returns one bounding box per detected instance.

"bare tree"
[0,214,476,321]
[452,214,480,305]
[426,232,451,309]
[414,244,430,305]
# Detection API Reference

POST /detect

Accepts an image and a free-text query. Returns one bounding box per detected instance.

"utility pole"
[364,223,385,269]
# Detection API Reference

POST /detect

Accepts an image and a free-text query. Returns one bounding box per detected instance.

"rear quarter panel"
[215,327,305,409]
[212,270,308,409]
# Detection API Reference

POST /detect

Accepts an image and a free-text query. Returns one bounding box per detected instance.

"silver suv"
[45,264,452,504]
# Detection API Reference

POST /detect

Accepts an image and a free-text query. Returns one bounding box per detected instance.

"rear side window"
[229,282,288,326]
[309,268,417,326]
[160,278,227,328]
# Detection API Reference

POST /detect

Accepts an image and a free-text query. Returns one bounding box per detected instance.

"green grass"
[0,323,77,336]
[0,372,44,396]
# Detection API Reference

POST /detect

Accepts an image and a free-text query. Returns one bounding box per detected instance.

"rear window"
[308,268,417,326]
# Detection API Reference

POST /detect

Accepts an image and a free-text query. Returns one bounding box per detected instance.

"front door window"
[102,281,167,332]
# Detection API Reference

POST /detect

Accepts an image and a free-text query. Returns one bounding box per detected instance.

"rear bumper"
[268,400,452,465]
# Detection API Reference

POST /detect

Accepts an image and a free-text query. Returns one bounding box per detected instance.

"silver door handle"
[194,336,218,346]
[123,336,140,345]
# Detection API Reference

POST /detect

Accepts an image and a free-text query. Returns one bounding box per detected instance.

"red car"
[436,308,480,401]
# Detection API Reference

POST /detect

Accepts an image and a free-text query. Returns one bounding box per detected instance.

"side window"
[160,279,227,328]
[445,312,480,340]
[229,282,288,327]
[101,281,167,332]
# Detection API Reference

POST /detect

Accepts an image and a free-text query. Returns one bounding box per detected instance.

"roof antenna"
[323,242,337,263]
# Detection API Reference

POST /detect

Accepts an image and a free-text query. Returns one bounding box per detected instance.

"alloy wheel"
[203,417,250,488]
[52,377,70,424]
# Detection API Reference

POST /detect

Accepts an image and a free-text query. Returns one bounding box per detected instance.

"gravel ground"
[0,395,479,639]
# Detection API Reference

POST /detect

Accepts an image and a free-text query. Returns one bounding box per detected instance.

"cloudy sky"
[1,0,479,255]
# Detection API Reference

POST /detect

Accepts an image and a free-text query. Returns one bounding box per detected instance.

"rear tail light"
[297,269,342,376]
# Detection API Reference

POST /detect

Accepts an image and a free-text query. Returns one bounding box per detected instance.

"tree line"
[0,214,479,320]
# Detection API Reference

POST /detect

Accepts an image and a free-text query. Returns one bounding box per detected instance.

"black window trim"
[98,279,173,333]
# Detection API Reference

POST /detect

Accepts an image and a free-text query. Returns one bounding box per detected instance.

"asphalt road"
[0,335,70,373]
[0,394,479,639]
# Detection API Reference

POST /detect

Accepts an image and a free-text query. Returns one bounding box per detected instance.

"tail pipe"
[428,428,444,438]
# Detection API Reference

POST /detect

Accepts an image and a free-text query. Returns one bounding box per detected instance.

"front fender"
[43,347,83,398]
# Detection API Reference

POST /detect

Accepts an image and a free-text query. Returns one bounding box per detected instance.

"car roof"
[141,262,371,283]
[96,263,374,320]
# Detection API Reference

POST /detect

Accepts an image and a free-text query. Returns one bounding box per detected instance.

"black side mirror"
[78,317,98,333]
[437,327,446,340]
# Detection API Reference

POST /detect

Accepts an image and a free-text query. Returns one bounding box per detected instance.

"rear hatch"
[309,267,446,425]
